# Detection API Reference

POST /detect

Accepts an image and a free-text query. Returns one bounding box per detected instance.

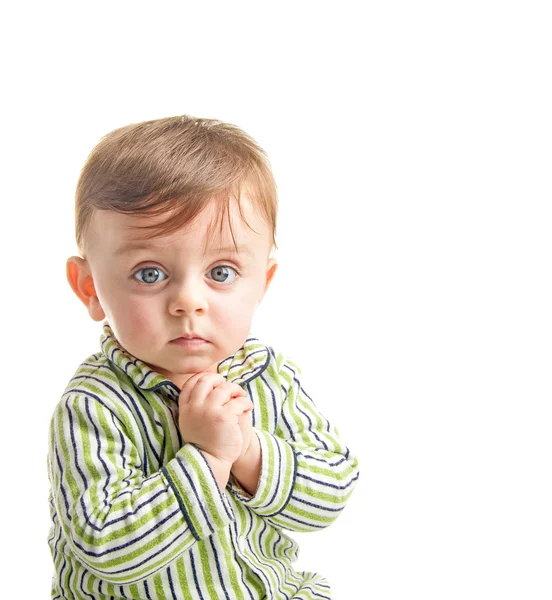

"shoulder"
[63,352,120,395]
[54,352,132,419]
[248,338,303,387]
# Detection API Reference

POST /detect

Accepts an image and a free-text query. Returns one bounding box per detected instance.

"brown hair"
[74,115,278,257]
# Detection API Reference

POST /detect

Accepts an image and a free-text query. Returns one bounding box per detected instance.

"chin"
[178,359,217,374]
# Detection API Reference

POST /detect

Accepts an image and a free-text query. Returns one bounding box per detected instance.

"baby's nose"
[168,279,208,315]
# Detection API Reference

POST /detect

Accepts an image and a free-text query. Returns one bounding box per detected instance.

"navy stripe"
[75,527,188,579]
[79,569,95,599]
[196,450,235,522]
[100,488,170,528]
[265,447,298,517]
[288,386,328,451]
[74,508,182,558]
[239,349,271,386]
[162,466,200,541]
[230,521,256,600]
[302,584,332,599]
[189,552,205,600]
[208,535,232,600]
[179,457,214,533]
[292,494,345,513]
[255,520,294,595]
[66,398,89,490]
[69,382,149,473]
[297,470,360,490]
[275,512,326,530]
[242,518,280,593]
[72,373,164,471]
[112,411,132,491]
[84,397,113,502]
[167,564,178,600]
[300,452,348,467]
[264,435,282,509]
[54,446,72,518]
[56,552,68,600]
[122,386,162,468]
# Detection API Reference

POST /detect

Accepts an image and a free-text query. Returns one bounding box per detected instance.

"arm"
[48,392,234,585]
[229,358,360,532]
[230,428,262,495]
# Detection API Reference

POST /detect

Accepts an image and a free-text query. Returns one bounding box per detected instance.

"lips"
[173,335,204,341]
[170,335,209,346]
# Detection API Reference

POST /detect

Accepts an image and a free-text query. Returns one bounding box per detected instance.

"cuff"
[228,430,297,517]
[162,443,234,541]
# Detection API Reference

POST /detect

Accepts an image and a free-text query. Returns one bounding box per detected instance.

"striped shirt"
[48,323,359,599]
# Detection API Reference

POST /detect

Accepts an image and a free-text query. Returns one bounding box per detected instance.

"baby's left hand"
[237,404,253,460]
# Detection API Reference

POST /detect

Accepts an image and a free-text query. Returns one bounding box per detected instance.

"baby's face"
[84,197,276,388]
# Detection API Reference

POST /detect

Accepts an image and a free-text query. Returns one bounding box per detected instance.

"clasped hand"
[178,372,253,467]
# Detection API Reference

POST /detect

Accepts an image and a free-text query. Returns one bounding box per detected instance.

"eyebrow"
[113,242,255,258]
[113,242,166,257]
[206,245,254,258]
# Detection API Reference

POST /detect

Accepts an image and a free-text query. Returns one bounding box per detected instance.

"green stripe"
[255,432,276,507]
[72,492,178,547]
[75,364,119,385]
[214,524,247,599]
[153,573,167,600]
[110,477,173,514]
[186,449,228,531]
[76,379,160,470]
[259,432,295,513]
[286,503,335,524]
[294,482,348,505]
[144,390,179,461]
[176,555,188,590]
[198,540,218,600]
[86,570,95,595]
[95,530,194,583]
[105,581,116,596]
[295,460,352,480]
[254,378,269,430]
[56,402,80,502]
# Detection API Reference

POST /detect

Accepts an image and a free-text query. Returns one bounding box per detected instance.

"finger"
[224,383,248,403]
[222,395,254,416]
[188,374,227,405]
[179,370,218,398]
[204,382,248,408]
[178,372,206,404]
[182,370,225,391]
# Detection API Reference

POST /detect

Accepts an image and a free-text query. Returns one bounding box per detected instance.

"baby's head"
[67,115,278,387]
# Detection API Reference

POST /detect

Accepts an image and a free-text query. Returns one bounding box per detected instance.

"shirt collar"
[100,322,270,394]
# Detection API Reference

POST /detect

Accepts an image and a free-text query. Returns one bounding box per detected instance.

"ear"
[259,257,278,302]
[66,256,105,322]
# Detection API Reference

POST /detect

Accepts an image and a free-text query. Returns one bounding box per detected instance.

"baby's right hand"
[178,372,253,466]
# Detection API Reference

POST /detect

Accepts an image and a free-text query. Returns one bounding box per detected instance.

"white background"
[1,1,551,598]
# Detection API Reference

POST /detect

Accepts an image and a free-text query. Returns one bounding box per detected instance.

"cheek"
[112,297,158,338]
[127,304,153,328]
[216,287,259,327]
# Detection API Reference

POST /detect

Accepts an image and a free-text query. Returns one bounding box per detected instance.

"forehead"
[88,196,272,257]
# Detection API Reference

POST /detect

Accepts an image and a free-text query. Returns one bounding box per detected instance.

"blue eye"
[133,267,167,284]
[207,265,238,283]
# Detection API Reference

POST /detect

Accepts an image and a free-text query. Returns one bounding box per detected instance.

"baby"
[47,115,359,599]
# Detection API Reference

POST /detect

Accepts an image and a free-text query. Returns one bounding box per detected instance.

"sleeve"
[228,358,360,532]
[48,392,234,585]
